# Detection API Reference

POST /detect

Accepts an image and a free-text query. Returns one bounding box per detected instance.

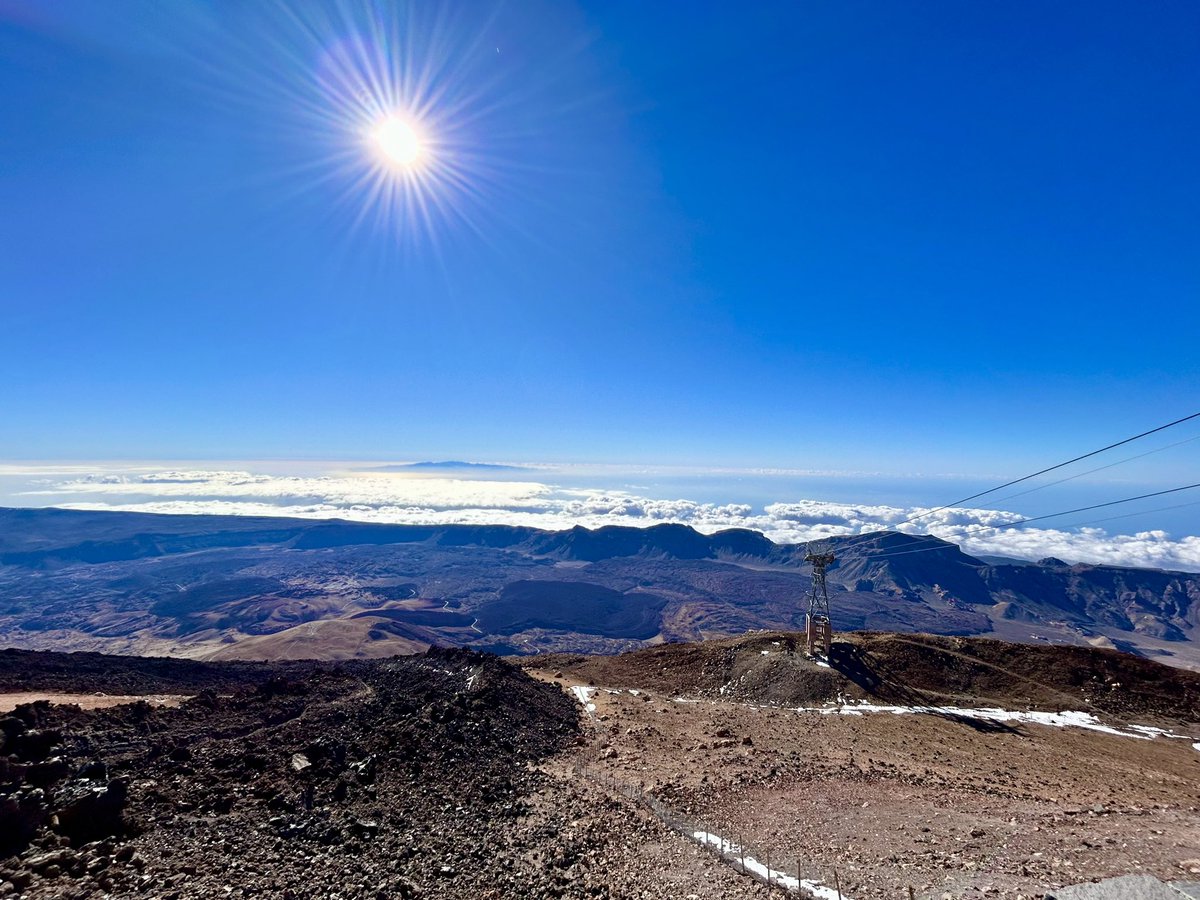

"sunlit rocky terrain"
[2,508,1198,670]
[2,633,1197,898]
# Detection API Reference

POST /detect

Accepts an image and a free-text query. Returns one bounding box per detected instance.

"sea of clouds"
[4,465,1199,571]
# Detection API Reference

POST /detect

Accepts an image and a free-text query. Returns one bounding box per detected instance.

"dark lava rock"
[0,789,48,855]
[10,728,62,763]
[53,778,128,842]
[0,647,582,899]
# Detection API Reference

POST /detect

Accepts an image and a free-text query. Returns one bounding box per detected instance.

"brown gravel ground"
[529,633,1200,900]
[519,775,772,899]
[4,635,1198,899]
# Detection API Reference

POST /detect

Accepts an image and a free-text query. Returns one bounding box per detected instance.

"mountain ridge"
[0,507,1196,668]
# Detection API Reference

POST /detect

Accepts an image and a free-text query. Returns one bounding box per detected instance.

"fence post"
[833,869,842,900]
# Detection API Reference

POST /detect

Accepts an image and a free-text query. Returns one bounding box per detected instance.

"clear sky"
[1,0,1198,478]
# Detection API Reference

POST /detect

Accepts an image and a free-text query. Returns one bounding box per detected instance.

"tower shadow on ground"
[826,641,1020,734]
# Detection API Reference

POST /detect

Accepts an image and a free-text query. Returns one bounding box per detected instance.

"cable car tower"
[804,541,835,656]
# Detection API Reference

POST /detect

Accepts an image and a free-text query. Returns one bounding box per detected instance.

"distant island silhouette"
[367,460,531,472]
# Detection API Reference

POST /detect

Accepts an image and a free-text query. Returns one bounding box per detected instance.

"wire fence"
[571,759,846,898]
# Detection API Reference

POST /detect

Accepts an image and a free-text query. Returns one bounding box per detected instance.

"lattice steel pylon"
[804,542,836,656]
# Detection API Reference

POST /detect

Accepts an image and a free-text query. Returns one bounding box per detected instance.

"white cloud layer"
[11,467,1200,572]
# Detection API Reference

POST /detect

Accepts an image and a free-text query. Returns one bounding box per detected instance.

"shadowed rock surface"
[1,648,580,897]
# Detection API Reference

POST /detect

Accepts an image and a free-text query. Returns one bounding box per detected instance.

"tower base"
[806,613,831,656]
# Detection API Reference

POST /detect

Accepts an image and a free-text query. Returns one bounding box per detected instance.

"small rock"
[26,849,74,874]
[87,856,111,873]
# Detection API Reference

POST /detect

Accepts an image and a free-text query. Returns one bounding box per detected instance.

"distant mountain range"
[0,507,1196,669]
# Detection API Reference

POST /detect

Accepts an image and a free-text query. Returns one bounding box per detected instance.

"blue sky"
[1,0,1197,482]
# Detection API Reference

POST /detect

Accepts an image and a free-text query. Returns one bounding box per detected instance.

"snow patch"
[1127,724,1191,740]
[569,685,597,713]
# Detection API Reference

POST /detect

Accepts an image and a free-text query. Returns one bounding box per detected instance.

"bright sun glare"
[370,115,426,170]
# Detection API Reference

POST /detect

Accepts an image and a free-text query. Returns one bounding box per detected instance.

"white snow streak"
[693,831,847,900]
[798,701,1194,742]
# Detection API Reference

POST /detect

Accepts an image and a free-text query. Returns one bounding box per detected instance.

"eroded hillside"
[1,508,1198,669]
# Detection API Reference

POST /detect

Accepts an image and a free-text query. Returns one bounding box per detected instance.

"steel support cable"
[1049,498,1200,530]
[829,526,1024,561]
[990,482,1200,530]
[986,432,1200,506]
[829,483,1200,563]
[898,410,1200,524]
[825,410,1200,555]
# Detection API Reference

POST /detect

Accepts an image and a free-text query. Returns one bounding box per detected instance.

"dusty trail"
[0,692,189,713]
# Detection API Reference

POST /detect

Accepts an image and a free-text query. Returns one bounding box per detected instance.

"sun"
[369,114,426,171]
